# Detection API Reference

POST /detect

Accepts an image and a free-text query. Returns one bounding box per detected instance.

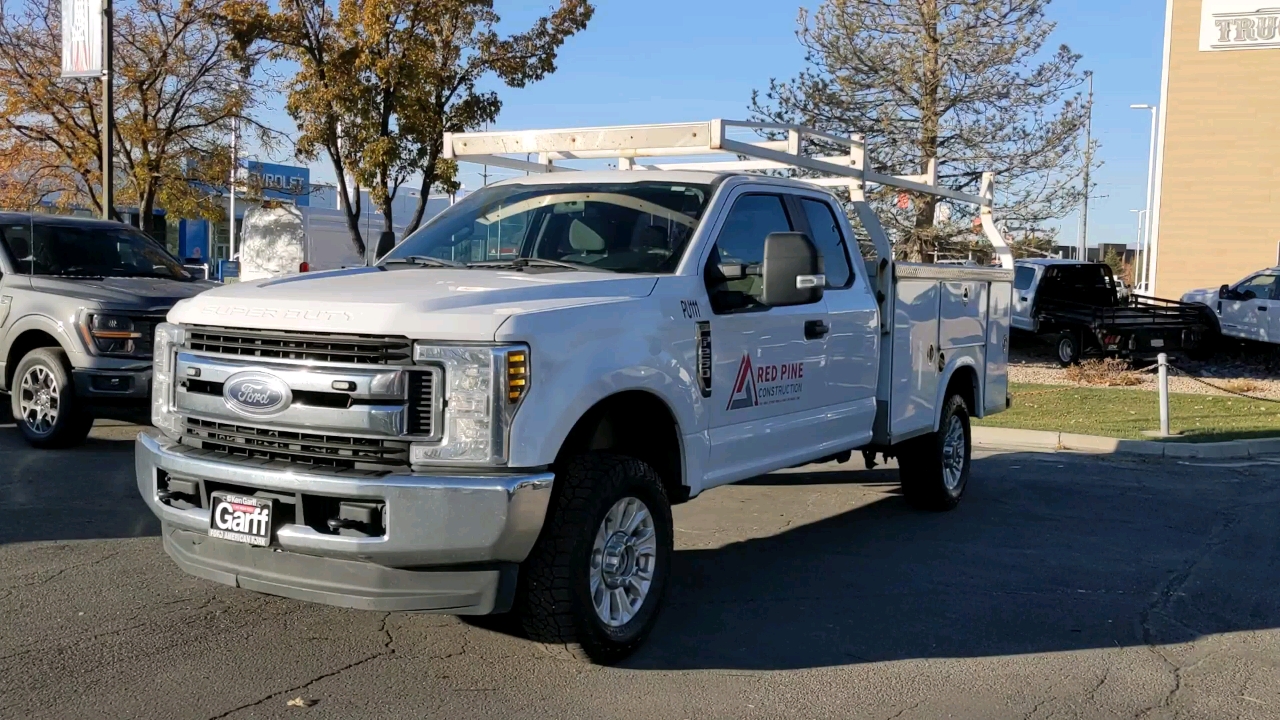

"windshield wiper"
[382,255,464,268]
[469,258,614,273]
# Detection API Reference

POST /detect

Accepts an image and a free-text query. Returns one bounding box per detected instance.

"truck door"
[1221,273,1278,341]
[792,194,879,449]
[702,192,830,486]
[1011,264,1037,331]
[1262,274,1280,344]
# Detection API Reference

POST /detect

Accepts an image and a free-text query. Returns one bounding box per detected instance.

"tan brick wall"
[1155,0,1280,298]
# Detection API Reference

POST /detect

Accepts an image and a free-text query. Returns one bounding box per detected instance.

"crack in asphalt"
[4,549,124,591]
[882,699,922,720]
[1135,507,1242,719]
[205,612,398,720]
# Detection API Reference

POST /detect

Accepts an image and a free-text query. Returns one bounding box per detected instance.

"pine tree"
[753,0,1096,262]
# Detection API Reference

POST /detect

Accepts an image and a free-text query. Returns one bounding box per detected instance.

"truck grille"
[182,417,410,471]
[186,326,412,365]
[406,371,436,436]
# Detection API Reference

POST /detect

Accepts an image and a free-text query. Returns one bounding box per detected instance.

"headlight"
[151,323,183,438]
[78,313,145,357]
[410,343,529,466]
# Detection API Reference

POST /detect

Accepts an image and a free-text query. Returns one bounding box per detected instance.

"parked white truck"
[136,120,1014,663]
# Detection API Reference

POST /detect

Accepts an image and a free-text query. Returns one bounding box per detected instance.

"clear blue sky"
[271,0,1166,248]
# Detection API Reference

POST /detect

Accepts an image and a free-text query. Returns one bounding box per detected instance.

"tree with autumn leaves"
[0,0,279,234]
[224,0,594,255]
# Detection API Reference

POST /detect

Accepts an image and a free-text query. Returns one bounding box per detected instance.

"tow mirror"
[761,232,824,307]
[1219,284,1232,299]
[373,230,397,263]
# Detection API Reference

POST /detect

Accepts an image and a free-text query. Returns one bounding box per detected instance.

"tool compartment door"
[889,279,941,440]
[984,280,1012,416]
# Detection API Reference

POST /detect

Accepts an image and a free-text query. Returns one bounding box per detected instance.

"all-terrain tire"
[11,348,94,449]
[898,394,971,512]
[516,453,673,665]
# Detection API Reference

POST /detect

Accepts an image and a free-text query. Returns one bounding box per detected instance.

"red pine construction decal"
[726,353,805,410]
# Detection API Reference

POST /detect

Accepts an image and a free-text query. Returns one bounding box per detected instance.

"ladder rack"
[443,119,1013,270]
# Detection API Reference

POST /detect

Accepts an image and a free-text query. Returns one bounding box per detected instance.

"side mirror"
[761,232,824,307]
[1220,284,1232,299]
[373,230,397,263]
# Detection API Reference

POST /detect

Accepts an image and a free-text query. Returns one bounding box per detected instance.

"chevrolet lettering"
[137,118,1014,665]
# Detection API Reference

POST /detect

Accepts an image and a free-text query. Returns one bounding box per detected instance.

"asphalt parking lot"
[2,421,1280,720]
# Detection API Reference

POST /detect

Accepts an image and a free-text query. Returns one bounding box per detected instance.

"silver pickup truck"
[0,213,212,447]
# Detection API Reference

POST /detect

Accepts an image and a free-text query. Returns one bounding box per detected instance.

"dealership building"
[1148,0,1280,298]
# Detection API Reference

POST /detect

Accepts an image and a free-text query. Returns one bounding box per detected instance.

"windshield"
[385,181,713,273]
[0,221,191,280]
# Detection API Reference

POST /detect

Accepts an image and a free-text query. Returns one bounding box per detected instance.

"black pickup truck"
[1011,260,1214,366]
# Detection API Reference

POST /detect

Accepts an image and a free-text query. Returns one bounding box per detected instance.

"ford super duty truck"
[136,120,1014,664]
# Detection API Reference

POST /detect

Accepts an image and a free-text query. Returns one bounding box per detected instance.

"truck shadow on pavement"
[0,420,157,545]
[624,452,1280,671]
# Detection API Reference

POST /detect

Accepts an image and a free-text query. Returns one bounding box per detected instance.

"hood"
[29,275,217,311]
[168,266,659,341]
[1181,287,1219,305]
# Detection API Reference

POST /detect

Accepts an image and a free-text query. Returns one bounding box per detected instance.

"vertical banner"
[61,0,103,77]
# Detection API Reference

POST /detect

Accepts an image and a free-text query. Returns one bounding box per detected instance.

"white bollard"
[1158,353,1170,437]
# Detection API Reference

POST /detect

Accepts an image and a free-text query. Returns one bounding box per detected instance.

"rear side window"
[798,198,853,288]
[1014,266,1035,291]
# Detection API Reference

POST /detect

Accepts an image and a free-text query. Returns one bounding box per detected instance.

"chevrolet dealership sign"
[1201,1,1280,51]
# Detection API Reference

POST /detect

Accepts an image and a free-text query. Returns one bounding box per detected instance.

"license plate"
[1150,339,1165,348]
[209,492,273,547]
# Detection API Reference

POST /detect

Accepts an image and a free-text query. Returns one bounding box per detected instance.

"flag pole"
[101,0,113,221]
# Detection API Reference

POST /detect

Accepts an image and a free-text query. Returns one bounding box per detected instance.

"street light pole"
[1131,103,1158,295]
[1077,71,1094,262]
[101,0,113,221]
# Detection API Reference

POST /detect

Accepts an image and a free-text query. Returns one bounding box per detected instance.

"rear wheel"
[1056,331,1082,366]
[516,453,673,664]
[898,394,971,512]
[11,348,94,449]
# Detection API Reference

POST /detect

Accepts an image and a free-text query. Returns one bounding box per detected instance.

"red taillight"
[299,262,310,272]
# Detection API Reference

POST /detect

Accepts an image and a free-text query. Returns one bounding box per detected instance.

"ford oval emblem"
[223,372,292,416]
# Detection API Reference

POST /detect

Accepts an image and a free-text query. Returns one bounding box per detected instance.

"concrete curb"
[973,426,1280,459]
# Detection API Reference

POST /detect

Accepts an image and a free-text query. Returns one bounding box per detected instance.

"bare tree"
[753,0,1096,261]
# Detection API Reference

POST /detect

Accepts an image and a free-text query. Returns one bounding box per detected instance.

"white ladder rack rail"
[442,119,1013,271]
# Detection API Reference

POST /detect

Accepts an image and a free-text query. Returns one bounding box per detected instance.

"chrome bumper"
[136,429,553,610]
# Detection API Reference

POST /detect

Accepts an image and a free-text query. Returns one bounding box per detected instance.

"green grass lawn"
[975,383,1280,442]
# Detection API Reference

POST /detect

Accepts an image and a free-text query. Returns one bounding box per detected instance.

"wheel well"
[5,330,63,391]
[945,365,979,416]
[556,391,688,504]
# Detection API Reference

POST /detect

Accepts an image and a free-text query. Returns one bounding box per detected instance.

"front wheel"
[516,453,673,664]
[11,348,94,449]
[897,394,971,511]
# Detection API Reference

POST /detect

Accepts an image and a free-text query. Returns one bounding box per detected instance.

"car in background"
[0,213,215,447]
[1182,267,1280,345]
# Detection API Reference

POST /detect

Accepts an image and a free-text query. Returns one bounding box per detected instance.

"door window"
[706,194,793,310]
[1235,274,1279,300]
[798,198,853,288]
[1014,266,1035,291]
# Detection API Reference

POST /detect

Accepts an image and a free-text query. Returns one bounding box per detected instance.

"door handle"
[1260,305,1270,312]
[804,320,830,340]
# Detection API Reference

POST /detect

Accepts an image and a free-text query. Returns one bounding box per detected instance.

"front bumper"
[73,367,151,400]
[136,429,554,612]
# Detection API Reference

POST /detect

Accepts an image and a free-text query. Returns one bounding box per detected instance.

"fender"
[498,296,706,482]
[0,313,85,390]
[933,353,983,429]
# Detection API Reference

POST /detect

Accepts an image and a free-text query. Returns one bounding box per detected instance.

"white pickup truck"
[1182,267,1280,345]
[136,120,1014,663]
